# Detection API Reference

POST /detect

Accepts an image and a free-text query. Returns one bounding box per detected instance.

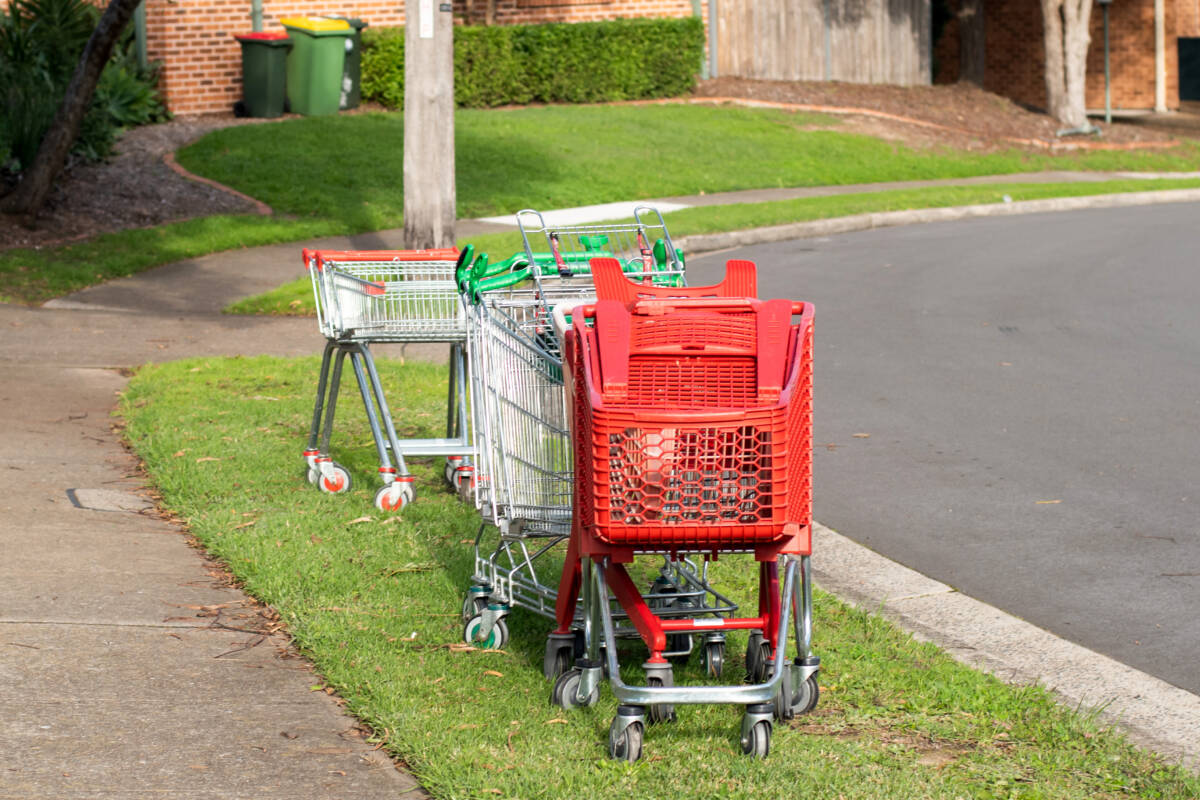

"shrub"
[0,0,167,178]
[362,16,704,110]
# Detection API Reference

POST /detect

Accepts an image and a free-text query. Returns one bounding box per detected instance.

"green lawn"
[119,355,1200,799]
[180,104,1200,224]
[226,178,1200,316]
[5,102,1200,306]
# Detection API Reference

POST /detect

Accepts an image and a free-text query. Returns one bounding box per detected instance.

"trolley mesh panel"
[316,255,466,342]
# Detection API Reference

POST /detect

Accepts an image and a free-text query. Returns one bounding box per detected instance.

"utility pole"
[404,0,455,249]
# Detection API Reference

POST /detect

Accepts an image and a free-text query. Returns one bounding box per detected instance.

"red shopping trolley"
[549,260,819,761]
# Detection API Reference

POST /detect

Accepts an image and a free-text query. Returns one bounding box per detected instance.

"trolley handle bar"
[572,299,808,320]
[304,247,459,272]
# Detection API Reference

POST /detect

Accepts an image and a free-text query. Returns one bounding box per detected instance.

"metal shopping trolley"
[457,208,741,657]
[551,282,819,762]
[302,248,475,512]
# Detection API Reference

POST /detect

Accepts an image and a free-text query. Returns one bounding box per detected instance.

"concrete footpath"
[2,179,1198,798]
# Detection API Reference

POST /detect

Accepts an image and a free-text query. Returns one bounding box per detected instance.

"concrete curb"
[812,522,1200,772]
[676,188,1200,254]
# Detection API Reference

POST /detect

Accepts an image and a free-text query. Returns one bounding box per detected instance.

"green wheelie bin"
[323,16,368,110]
[280,16,352,116]
[233,31,291,118]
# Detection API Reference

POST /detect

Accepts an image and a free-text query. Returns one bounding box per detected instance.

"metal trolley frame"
[302,248,475,512]
[457,209,739,657]
[549,282,820,762]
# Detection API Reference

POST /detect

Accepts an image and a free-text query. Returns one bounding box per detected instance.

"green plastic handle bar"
[471,265,532,300]
[454,243,476,288]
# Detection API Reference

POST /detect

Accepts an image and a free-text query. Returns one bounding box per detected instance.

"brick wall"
[145,0,702,115]
[934,0,1181,111]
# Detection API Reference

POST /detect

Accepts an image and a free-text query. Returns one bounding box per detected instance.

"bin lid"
[322,15,368,30]
[234,31,290,42]
[280,16,352,32]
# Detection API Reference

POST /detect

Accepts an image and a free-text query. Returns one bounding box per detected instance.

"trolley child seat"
[549,265,819,761]
[302,247,475,512]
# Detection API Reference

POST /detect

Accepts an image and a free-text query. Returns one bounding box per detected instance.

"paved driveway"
[689,202,1200,695]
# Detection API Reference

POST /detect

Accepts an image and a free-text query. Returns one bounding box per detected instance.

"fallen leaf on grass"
[195,457,220,463]
[347,516,373,525]
[454,723,481,730]
[544,718,569,725]
[232,520,256,530]
[172,450,186,458]
[483,670,504,678]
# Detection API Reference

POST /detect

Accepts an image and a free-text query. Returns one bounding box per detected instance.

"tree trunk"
[0,0,144,220]
[958,0,985,86]
[1041,0,1093,128]
[403,0,456,250]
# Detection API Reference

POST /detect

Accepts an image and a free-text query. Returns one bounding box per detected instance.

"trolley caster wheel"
[305,465,320,485]
[788,674,819,716]
[452,466,475,494]
[461,593,488,624]
[745,633,771,684]
[444,457,462,485]
[608,718,644,762]
[646,676,676,725]
[703,640,725,679]
[550,669,598,710]
[374,482,414,512]
[741,719,772,759]
[463,614,508,649]
[543,637,574,680]
[317,462,352,494]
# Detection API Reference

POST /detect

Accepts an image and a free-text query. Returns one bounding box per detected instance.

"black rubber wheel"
[551,669,598,710]
[794,674,820,715]
[745,635,771,684]
[646,676,676,725]
[703,641,725,679]
[460,593,487,623]
[608,719,644,762]
[742,720,771,759]
[543,646,572,681]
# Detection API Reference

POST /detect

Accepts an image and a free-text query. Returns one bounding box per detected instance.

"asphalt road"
[689,202,1200,695]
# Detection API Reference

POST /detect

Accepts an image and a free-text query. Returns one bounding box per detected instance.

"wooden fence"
[715,0,932,86]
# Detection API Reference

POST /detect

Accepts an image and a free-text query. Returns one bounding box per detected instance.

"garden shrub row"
[361,16,705,109]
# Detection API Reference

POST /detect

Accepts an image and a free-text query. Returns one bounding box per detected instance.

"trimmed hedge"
[361,16,704,109]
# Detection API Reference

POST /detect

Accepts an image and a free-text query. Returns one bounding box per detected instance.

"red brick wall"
[145,0,703,115]
[934,0,1181,112]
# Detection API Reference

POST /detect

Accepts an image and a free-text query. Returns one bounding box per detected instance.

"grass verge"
[226,178,1200,316]
[120,355,1200,799]
[5,104,1200,306]
[180,105,1200,223]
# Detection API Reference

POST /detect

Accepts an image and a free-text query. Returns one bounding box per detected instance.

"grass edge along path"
[118,355,1200,799]
[226,177,1200,316]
